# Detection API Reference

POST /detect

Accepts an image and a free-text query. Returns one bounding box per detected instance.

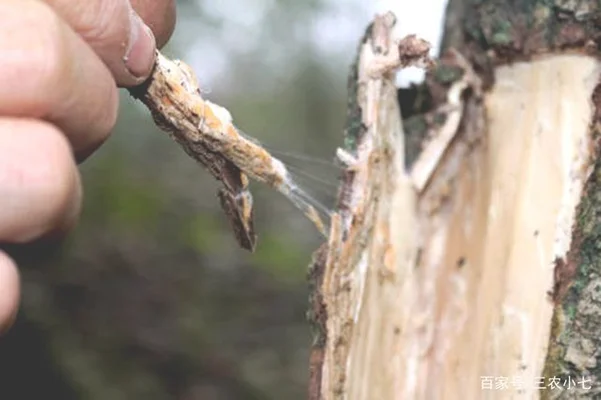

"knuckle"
[74,0,129,48]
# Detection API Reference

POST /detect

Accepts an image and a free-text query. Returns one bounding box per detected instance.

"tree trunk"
[308,1,601,399]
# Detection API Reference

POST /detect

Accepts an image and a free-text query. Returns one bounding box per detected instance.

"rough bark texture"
[308,1,601,399]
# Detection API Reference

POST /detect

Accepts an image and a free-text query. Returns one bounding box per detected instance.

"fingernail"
[124,11,156,79]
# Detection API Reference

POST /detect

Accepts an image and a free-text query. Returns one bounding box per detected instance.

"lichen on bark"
[543,87,601,397]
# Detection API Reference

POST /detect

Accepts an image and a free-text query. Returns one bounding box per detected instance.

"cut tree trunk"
[307,1,601,399]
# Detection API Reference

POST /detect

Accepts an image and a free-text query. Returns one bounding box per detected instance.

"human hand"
[0,0,176,332]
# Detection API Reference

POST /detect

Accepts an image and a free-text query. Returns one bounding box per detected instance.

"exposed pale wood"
[320,14,418,399]
[429,55,599,398]
[317,20,601,398]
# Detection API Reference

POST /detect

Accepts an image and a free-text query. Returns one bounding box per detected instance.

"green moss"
[433,65,464,85]
[457,0,601,69]
[566,303,577,321]
[342,23,373,153]
[490,20,514,46]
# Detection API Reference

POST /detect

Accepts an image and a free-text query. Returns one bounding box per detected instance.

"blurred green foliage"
[0,1,366,399]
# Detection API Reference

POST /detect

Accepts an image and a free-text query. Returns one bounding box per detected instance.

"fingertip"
[0,251,20,334]
[0,119,83,242]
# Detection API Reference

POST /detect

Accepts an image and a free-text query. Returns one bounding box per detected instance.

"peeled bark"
[308,1,601,399]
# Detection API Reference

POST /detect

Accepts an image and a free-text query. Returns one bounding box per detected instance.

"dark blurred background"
[0,1,368,399]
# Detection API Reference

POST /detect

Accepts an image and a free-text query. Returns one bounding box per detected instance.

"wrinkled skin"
[0,0,176,333]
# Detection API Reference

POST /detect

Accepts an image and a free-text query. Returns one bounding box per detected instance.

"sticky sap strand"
[236,128,341,171]
[284,165,339,200]
[267,148,340,169]
[283,179,331,237]
[234,127,335,232]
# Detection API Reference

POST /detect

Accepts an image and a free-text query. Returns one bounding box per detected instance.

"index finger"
[0,1,118,158]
